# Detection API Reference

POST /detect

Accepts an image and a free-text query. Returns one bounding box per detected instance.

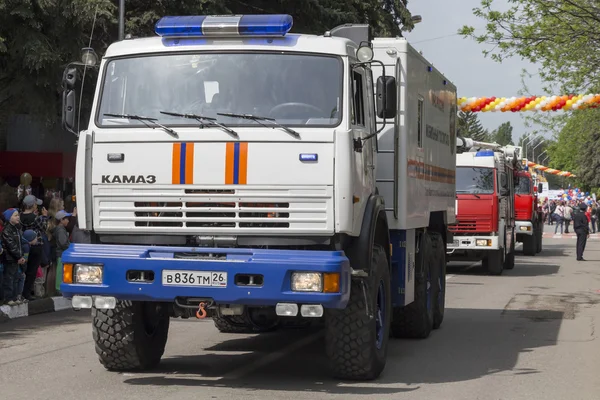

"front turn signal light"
[323,273,340,293]
[63,263,74,284]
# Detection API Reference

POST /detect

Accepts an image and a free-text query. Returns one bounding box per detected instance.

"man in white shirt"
[563,203,573,233]
[554,202,565,235]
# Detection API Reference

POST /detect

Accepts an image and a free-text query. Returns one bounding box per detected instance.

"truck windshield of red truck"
[456,167,495,194]
[515,178,531,195]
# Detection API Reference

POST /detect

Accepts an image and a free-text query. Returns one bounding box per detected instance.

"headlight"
[476,239,492,246]
[74,264,103,284]
[291,272,322,292]
[519,226,531,231]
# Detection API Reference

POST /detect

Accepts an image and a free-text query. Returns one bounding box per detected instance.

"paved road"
[2,234,600,400]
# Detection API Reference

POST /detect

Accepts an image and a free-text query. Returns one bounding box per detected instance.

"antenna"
[76,4,99,135]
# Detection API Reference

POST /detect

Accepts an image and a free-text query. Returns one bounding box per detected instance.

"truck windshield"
[96,52,342,128]
[456,167,495,194]
[515,177,531,194]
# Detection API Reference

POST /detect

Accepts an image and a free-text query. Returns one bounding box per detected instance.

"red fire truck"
[447,138,520,275]
[514,163,543,255]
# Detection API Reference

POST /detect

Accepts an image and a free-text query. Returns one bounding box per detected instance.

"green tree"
[457,110,487,141]
[459,0,600,93]
[492,122,514,146]
[548,109,600,189]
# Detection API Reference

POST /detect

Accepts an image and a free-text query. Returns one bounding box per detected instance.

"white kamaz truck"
[60,14,457,380]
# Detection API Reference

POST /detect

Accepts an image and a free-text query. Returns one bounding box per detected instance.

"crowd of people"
[541,188,597,261]
[0,194,84,306]
[541,189,599,235]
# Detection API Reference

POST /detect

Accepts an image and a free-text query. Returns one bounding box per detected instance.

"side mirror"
[538,183,543,193]
[376,76,397,119]
[62,67,78,134]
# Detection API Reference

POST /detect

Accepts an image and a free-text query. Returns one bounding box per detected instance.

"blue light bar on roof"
[475,150,495,157]
[155,14,293,37]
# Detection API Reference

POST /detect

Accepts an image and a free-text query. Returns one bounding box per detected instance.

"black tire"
[536,223,543,253]
[430,232,446,329]
[390,232,434,338]
[213,314,255,333]
[92,301,170,371]
[504,230,516,270]
[213,307,279,333]
[486,248,504,275]
[325,245,391,380]
[523,232,536,256]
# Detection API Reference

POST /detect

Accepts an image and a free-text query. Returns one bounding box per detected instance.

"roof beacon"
[155,14,293,37]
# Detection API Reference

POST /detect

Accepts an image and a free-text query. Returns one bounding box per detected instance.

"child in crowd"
[18,230,38,303]
[52,210,72,293]
[1,208,25,305]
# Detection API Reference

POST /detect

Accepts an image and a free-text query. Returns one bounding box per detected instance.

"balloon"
[20,172,32,186]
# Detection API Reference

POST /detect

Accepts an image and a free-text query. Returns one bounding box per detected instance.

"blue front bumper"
[60,244,351,309]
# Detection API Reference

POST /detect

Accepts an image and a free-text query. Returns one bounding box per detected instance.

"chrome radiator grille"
[93,186,333,234]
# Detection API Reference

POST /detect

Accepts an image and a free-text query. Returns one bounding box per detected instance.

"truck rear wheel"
[523,232,536,256]
[390,232,434,338]
[92,300,170,371]
[430,232,446,329]
[325,245,391,380]
[485,248,504,275]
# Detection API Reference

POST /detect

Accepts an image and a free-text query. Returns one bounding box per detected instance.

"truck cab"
[447,139,518,275]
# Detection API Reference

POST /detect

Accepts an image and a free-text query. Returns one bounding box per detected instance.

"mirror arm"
[353,60,387,151]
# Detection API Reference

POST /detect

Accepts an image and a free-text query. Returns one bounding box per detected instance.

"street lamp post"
[541,155,549,165]
[532,139,545,164]
[522,133,536,160]
[537,150,547,164]
[119,0,125,41]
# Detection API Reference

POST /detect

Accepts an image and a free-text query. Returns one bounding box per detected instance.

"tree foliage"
[459,0,600,93]
[460,1,599,189]
[457,110,488,141]
[0,0,414,134]
[491,121,514,145]
[548,109,600,189]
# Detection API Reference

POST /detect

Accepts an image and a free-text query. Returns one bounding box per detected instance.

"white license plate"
[162,270,227,287]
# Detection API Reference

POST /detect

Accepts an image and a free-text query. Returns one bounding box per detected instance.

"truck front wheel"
[536,223,543,253]
[325,245,391,380]
[92,300,170,371]
[523,232,536,256]
[484,248,504,275]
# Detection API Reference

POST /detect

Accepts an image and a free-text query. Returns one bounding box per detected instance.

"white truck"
[447,138,519,275]
[60,14,457,380]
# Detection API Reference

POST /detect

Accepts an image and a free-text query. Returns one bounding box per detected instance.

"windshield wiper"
[160,111,238,138]
[217,112,300,138]
[103,113,178,138]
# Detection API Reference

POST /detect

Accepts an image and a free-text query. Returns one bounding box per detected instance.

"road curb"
[0,297,71,322]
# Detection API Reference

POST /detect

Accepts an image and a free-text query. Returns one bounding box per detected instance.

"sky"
[404,0,546,143]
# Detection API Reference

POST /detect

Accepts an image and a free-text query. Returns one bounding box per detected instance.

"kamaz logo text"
[101,175,157,184]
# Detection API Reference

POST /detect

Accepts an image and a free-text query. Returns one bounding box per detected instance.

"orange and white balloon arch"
[459,94,600,112]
